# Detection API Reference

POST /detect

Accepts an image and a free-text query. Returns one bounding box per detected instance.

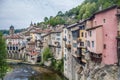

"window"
[52,37,55,40]
[87,41,90,47]
[80,42,84,46]
[103,19,106,23]
[81,32,84,37]
[13,47,15,50]
[89,31,92,37]
[64,54,67,60]
[92,41,94,47]
[104,44,106,49]
[65,49,66,52]
[85,32,87,38]
[72,30,79,40]
[10,46,12,50]
[7,47,9,50]
[16,47,18,50]
[79,25,85,30]
[57,38,60,41]
[65,30,66,33]
[69,41,70,44]
[73,43,77,48]
[58,49,60,54]
[69,34,71,38]
[56,33,60,36]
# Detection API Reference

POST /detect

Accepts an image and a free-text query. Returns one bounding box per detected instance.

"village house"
[63,22,87,80]
[77,20,87,66]
[48,25,64,60]
[68,23,80,80]
[63,24,70,79]
[86,5,119,65]
[24,23,44,64]
[24,22,53,64]
[116,6,120,66]
[5,26,26,60]
[40,29,52,62]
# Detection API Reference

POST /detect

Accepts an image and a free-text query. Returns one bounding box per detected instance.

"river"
[4,64,67,80]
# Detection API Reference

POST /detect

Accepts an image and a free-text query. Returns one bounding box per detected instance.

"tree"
[42,47,52,62]
[44,17,48,22]
[0,32,8,80]
[57,11,64,16]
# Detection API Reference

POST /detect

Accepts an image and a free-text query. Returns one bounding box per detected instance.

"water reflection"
[4,65,67,80]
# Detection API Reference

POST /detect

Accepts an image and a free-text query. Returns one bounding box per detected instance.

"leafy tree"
[42,47,52,61]
[0,32,8,80]
[44,17,48,22]
[57,11,64,16]
[37,0,119,28]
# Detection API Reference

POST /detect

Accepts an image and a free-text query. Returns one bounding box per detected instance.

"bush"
[42,47,53,62]
[51,58,64,73]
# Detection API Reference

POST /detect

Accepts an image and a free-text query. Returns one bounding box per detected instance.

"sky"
[0,0,84,30]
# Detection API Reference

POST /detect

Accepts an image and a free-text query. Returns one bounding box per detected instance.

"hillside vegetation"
[37,0,120,27]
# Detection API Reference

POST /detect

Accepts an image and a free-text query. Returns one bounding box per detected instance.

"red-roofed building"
[5,26,26,60]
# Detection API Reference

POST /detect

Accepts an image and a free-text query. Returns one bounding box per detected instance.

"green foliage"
[57,11,64,17]
[0,29,24,35]
[37,0,120,28]
[42,47,52,61]
[0,32,8,79]
[46,16,65,26]
[51,58,64,73]
[37,22,47,29]
[0,30,9,35]
[44,17,49,22]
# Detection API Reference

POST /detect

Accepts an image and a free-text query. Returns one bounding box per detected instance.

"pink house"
[86,5,120,65]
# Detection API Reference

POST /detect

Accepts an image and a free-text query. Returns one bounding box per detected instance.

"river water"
[4,64,67,80]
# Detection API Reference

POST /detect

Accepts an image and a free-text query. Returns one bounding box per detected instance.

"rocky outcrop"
[79,62,118,80]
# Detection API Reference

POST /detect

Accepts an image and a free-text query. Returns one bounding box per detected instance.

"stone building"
[5,26,26,60]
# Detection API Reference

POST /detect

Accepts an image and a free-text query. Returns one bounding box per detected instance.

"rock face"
[79,61,118,80]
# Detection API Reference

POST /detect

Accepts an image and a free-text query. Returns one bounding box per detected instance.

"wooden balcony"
[65,44,71,49]
[90,52,102,63]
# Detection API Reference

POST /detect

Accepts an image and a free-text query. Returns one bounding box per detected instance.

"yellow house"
[30,32,36,42]
[77,25,87,65]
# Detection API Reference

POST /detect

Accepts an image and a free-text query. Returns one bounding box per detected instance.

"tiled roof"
[31,51,38,56]
[94,5,119,15]
[51,25,63,33]
[4,34,23,39]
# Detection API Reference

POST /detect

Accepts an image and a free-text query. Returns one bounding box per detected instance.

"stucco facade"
[86,6,118,65]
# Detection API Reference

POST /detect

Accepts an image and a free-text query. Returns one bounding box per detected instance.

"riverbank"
[40,65,69,80]
[4,62,68,80]
[7,59,68,80]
